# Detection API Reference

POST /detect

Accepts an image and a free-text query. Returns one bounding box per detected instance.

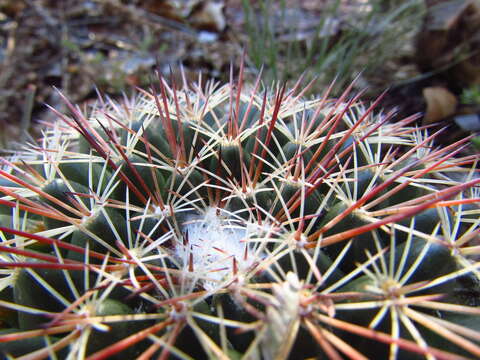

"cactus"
[0,64,479,359]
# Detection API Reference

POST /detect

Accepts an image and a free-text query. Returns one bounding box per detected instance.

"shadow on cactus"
[1,62,480,359]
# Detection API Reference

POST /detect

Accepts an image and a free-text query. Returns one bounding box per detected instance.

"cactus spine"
[0,66,479,359]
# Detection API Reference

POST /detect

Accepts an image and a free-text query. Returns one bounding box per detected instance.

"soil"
[0,0,478,155]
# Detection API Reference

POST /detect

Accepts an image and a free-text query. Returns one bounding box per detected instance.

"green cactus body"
[0,69,479,359]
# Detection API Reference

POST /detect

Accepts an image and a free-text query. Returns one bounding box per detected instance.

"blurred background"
[0,0,479,150]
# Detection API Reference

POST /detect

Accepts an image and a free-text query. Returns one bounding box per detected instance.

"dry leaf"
[416,0,480,87]
[423,86,458,124]
[189,1,225,32]
[424,0,474,31]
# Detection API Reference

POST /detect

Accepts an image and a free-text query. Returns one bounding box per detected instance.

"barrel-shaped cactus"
[1,67,479,359]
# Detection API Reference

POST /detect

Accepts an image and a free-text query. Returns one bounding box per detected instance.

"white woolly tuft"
[176,207,261,290]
